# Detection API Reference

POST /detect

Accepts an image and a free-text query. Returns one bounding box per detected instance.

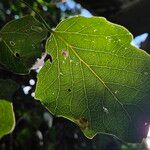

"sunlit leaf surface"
[0,79,18,138]
[35,16,150,142]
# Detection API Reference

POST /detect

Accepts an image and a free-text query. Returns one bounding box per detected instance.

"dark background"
[0,0,150,149]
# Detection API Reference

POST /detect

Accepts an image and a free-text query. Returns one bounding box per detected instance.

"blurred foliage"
[0,0,60,28]
[0,0,148,150]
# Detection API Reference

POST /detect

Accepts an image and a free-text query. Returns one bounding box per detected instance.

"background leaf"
[35,16,150,142]
[0,99,15,138]
[0,79,19,138]
[0,16,48,74]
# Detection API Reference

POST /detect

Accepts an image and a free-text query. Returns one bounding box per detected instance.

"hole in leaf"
[68,89,71,92]
[31,26,43,33]
[45,54,53,63]
[15,53,20,58]
[10,41,15,46]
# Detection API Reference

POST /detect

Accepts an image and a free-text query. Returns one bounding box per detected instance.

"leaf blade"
[0,79,19,138]
[35,16,150,142]
[0,15,48,74]
[0,99,15,138]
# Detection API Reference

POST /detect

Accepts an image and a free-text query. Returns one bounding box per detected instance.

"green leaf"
[0,15,48,74]
[0,99,15,138]
[0,79,19,138]
[35,16,150,142]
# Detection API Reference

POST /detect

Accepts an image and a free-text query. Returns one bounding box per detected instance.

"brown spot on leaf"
[62,50,69,59]
[74,117,89,130]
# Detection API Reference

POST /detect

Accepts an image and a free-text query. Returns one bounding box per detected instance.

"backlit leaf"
[0,99,15,138]
[35,16,150,142]
[0,79,18,138]
[0,15,48,74]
